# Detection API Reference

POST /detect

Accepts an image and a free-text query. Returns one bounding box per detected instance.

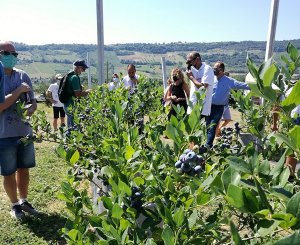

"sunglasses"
[186,56,197,64]
[0,50,19,57]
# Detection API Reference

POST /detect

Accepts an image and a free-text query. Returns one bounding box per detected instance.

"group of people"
[108,64,140,92]
[0,40,298,221]
[164,52,250,148]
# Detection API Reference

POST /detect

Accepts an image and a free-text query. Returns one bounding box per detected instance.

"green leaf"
[188,210,198,229]
[281,81,300,111]
[133,177,145,186]
[102,196,113,210]
[274,231,300,245]
[162,225,175,245]
[196,192,211,205]
[173,206,184,227]
[69,150,80,165]
[226,184,244,209]
[124,145,135,160]
[230,221,245,245]
[243,188,259,213]
[112,203,123,219]
[210,174,224,194]
[118,180,131,195]
[57,193,71,202]
[145,238,158,245]
[257,219,281,236]
[258,160,271,176]
[68,229,78,241]
[287,42,299,62]
[279,167,290,186]
[254,177,273,213]
[227,156,252,174]
[222,166,241,192]
[286,192,300,219]
[56,144,66,159]
[262,63,278,87]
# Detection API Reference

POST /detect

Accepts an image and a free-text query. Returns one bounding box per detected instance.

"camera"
[186,63,192,71]
[172,75,179,82]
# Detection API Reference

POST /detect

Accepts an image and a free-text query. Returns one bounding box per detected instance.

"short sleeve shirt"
[188,63,214,116]
[122,74,140,92]
[0,68,34,138]
[47,82,63,107]
[64,73,81,106]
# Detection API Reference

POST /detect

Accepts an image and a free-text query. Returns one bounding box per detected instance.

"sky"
[1,0,299,45]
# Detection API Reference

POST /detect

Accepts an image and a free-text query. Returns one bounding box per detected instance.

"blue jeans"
[63,104,74,128]
[206,105,225,148]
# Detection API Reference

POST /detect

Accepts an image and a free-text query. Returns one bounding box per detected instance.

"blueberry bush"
[28,44,300,244]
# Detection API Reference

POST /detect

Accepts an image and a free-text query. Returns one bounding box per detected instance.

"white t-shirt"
[47,82,63,107]
[122,74,140,92]
[187,63,214,116]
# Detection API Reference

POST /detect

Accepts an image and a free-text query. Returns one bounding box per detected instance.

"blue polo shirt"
[0,62,4,103]
[212,75,249,105]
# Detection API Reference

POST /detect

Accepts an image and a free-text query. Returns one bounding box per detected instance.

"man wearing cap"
[46,74,66,131]
[63,59,90,128]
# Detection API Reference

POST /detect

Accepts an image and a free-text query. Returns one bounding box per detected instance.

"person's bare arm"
[0,82,31,112]
[186,71,203,88]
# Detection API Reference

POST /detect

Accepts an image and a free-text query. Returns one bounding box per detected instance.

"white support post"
[161,57,167,93]
[265,0,280,61]
[87,52,92,89]
[96,0,105,85]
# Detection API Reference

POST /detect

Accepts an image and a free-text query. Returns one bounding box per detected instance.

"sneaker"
[20,201,39,215]
[10,204,25,219]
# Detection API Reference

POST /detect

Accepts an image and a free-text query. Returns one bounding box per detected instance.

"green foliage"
[26,43,300,244]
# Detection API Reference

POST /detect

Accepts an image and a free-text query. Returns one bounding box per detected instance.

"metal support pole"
[87,52,92,89]
[161,57,167,93]
[265,0,280,61]
[96,0,104,85]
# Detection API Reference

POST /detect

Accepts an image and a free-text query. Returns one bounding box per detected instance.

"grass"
[0,104,68,244]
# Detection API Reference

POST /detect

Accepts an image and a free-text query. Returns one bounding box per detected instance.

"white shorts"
[222,105,231,120]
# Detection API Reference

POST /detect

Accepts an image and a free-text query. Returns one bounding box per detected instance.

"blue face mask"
[0,54,17,68]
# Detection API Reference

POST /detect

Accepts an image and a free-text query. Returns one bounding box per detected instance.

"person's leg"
[63,104,74,128]
[3,173,18,203]
[59,107,66,126]
[206,105,225,148]
[17,141,37,214]
[16,168,29,199]
[53,106,60,131]
[0,137,24,218]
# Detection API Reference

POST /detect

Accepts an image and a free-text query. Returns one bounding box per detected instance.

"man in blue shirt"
[206,61,250,148]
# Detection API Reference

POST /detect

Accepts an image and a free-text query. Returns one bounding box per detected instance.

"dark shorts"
[0,137,36,176]
[53,106,65,119]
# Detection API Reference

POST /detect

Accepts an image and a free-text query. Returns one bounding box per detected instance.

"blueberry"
[194,165,202,174]
[175,160,182,168]
[185,151,197,162]
[131,186,139,194]
[181,162,191,173]
[179,154,186,162]
[197,155,204,163]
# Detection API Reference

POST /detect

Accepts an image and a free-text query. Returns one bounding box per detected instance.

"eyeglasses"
[0,50,18,57]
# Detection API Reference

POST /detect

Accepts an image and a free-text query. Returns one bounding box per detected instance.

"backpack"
[58,71,75,103]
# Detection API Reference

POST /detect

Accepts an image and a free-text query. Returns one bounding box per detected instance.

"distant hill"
[14,39,300,85]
